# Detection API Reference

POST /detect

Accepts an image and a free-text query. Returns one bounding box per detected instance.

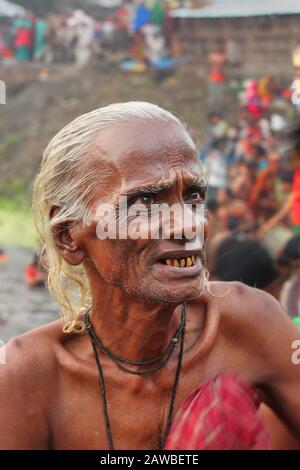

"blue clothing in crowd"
[133,4,151,32]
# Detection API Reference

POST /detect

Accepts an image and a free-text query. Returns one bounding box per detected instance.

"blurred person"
[46,15,70,63]
[67,10,94,68]
[280,236,300,318]
[258,120,300,237]
[114,4,132,52]
[130,30,146,62]
[229,176,251,201]
[0,249,7,263]
[24,253,47,289]
[102,16,115,43]
[204,138,227,204]
[33,17,48,61]
[12,14,33,61]
[133,0,151,33]
[150,1,165,28]
[207,50,227,115]
[212,235,281,298]
[207,113,228,142]
[249,151,280,221]
[143,24,166,65]
[258,75,274,109]
[245,80,265,121]
[235,137,258,164]
[207,192,255,274]
[74,20,94,68]
[116,3,132,33]
[274,169,294,207]
[162,1,175,49]
[215,188,256,234]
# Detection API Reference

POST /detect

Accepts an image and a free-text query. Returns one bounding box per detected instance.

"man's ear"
[50,205,86,266]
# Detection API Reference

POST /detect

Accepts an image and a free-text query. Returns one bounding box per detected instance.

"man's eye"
[185,191,204,202]
[134,195,157,206]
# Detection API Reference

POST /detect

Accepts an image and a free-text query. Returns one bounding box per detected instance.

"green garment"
[34,19,48,59]
[12,18,32,29]
[150,1,165,27]
[15,46,30,60]
[293,225,300,235]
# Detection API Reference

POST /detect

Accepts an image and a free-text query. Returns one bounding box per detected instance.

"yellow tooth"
[173,259,180,267]
[180,258,186,267]
[166,259,172,266]
[187,257,192,267]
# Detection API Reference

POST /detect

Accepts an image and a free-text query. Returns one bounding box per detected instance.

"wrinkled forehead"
[89,119,200,185]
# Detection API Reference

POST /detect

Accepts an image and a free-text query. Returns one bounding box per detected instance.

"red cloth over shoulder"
[164,373,270,450]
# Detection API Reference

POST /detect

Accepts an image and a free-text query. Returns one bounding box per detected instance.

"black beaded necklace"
[84,303,186,450]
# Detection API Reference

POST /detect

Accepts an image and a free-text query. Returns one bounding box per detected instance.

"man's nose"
[166,205,207,243]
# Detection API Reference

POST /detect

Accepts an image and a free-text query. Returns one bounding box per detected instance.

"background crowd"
[202,79,300,323]
[0,1,181,69]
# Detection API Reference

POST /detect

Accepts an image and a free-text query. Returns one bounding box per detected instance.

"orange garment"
[209,70,225,83]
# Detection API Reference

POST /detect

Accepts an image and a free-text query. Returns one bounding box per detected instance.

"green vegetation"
[0,134,21,162]
[0,198,38,248]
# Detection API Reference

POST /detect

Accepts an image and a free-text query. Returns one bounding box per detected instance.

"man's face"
[80,118,208,304]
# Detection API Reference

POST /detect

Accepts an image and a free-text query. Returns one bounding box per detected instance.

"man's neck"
[89,292,182,364]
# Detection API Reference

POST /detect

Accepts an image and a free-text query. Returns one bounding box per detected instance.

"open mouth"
[160,256,196,268]
[151,251,202,281]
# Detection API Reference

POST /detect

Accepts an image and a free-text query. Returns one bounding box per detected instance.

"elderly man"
[0,102,300,450]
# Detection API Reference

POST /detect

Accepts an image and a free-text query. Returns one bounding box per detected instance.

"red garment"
[25,265,39,282]
[292,169,300,226]
[164,374,270,450]
[209,70,225,83]
[15,27,33,48]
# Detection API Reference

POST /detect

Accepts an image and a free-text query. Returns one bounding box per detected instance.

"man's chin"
[160,286,205,305]
[136,279,205,305]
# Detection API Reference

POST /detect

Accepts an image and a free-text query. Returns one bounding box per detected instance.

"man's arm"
[0,334,52,449]
[229,282,300,441]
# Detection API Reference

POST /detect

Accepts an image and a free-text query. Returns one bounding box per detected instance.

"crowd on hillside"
[0,1,182,69]
[201,77,300,324]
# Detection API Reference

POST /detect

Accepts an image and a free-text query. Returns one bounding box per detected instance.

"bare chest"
[49,355,206,450]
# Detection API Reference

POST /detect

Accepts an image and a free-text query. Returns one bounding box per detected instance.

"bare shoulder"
[210,282,290,329]
[0,318,65,449]
[192,280,299,362]
[204,281,300,376]
[1,318,65,377]
[206,280,290,329]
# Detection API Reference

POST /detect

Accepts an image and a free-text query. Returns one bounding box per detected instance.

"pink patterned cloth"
[164,374,270,450]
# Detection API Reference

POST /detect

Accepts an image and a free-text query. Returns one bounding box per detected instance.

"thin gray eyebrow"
[122,181,174,198]
[121,176,207,199]
[191,176,208,187]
